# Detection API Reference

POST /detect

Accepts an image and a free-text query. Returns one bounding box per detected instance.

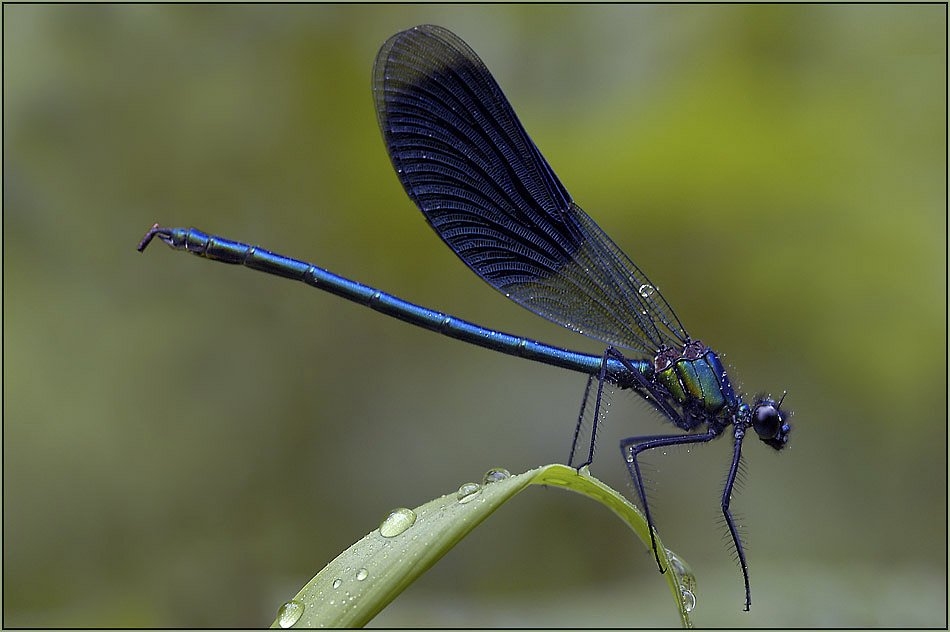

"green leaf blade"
[271,464,693,628]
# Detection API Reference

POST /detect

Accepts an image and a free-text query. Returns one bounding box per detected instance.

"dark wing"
[373,25,688,354]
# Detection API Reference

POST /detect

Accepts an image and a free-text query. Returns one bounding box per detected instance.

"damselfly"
[139,25,791,610]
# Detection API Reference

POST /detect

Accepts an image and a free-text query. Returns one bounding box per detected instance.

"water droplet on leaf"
[456,482,481,503]
[681,588,696,612]
[482,467,510,484]
[277,600,304,628]
[665,548,697,612]
[379,507,416,537]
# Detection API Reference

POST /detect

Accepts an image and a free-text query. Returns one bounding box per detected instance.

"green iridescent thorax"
[654,340,738,414]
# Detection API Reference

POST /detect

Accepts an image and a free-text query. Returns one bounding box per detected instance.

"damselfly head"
[749,395,791,451]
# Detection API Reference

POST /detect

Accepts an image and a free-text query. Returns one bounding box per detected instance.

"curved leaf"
[271,464,693,628]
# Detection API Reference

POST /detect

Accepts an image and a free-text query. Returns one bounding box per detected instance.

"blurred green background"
[3,4,945,628]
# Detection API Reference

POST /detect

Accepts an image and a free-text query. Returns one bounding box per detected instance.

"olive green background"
[4,4,945,627]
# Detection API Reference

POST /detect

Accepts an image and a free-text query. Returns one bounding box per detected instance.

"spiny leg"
[567,374,595,467]
[574,346,658,470]
[571,346,619,470]
[620,431,718,573]
[722,427,752,611]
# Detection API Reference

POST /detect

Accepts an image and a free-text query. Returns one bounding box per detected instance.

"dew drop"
[356,568,368,581]
[665,548,697,612]
[482,467,511,484]
[332,578,342,589]
[456,482,481,503]
[681,588,696,612]
[665,549,690,579]
[379,507,416,537]
[638,284,655,298]
[277,600,304,628]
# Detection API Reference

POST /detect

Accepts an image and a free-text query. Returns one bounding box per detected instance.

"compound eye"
[752,404,781,439]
